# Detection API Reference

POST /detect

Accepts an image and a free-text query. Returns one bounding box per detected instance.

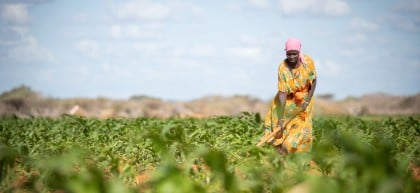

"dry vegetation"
[1,85,419,118]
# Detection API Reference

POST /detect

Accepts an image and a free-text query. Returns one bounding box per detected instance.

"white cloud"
[388,0,420,32]
[109,25,122,39]
[73,12,88,23]
[135,58,217,85]
[76,40,99,59]
[388,14,420,32]
[322,0,349,16]
[0,3,55,64]
[78,65,90,77]
[172,45,216,57]
[109,24,162,39]
[395,0,420,12]
[391,19,420,32]
[339,47,365,57]
[226,3,243,12]
[169,58,213,71]
[249,0,269,9]
[239,35,262,45]
[190,45,216,57]
[406,58,420,69]
[317,59,342,76]
[279,0,350,16]
[167,2,203,17]
[190,5,203,15]
[312,28,334,38]
[349,18,379,32]
[8,25,28,35]
[343,33,367,44]
[226,1,270,11]
[8,35,54,63]
[0,26,54,64]
[100,62,132,78]
[0,26,28,46]
[110,0,170,20]
[227,47,262,59]
[0,3,29,23]
[109,0,203,21]
[131,41,165,55]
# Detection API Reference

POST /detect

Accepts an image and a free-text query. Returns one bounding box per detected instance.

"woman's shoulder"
[302,54,316,71]
[303,54,314,64]
[278,59,287,68]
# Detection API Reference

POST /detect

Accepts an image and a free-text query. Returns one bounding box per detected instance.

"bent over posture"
[262,38,317,155]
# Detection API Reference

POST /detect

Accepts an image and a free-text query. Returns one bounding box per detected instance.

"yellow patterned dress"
[263,54,316,153]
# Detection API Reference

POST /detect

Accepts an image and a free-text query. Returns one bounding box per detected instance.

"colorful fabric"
[263,54,316,153]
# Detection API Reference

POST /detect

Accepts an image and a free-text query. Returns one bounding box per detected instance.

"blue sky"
[0,0,419,101]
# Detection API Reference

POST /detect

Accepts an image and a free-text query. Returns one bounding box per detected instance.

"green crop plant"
[0,114,418,193]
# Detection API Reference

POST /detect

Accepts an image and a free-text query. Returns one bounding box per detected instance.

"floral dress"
[263,54,316,153]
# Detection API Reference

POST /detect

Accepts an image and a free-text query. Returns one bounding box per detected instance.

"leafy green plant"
[0,114,418,192]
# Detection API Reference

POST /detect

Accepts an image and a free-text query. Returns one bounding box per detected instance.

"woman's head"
[284,38,305,65]
[285,38,301,52]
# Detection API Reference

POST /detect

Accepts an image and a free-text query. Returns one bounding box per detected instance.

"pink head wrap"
[285,38,306,64]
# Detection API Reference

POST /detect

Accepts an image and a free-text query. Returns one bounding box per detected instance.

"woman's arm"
[302,78,317,111]
[276,91,287,128]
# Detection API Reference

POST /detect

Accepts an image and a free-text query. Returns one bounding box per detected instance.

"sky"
[0,0,419,101]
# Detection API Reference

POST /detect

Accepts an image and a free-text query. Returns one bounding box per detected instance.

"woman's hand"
[277,118,284,128]
[275,119,284,138]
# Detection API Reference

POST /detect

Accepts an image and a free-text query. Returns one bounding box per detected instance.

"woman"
[262,38,317,155]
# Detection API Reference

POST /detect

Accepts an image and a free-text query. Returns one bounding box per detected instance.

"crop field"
[0,113,419,193]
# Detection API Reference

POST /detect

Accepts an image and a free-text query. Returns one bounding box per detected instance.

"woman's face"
[286,50,299,64]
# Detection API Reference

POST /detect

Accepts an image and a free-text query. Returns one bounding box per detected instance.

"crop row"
[0,114,419,192]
